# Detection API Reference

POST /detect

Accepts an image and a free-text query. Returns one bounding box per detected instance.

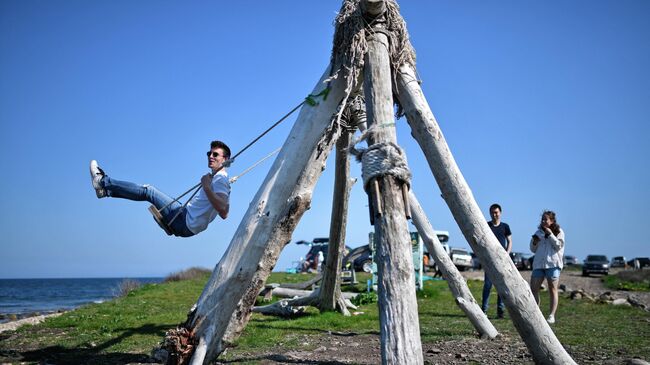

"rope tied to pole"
[351,141,411,192]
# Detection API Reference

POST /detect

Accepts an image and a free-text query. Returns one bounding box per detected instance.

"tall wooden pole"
[408,190,498,339]
[362,1,423,363]
[182,65,348,365]
[396,63,576,365]
[318,129,355,313]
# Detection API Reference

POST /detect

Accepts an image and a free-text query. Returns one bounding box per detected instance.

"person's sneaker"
[89,160,106,198]
[497,311,505,319]
[547,314,555,324]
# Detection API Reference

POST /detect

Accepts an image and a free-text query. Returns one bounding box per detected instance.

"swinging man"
[89,140,231,237]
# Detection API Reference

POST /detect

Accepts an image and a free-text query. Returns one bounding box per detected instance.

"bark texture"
[408,190,498,339]
[364,29,423,365]
[181,64,347,365]
[396,63,576,365]
[318,129,355,314]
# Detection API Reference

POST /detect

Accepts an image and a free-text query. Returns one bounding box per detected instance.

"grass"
[1,271,649,364]
[603,270,650,291]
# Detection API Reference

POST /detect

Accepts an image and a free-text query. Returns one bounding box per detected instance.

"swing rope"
[156,88,331,227]
[229,147,281,184]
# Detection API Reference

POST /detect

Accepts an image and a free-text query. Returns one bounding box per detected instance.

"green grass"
[1,272,649,364]
[603,270,650,291]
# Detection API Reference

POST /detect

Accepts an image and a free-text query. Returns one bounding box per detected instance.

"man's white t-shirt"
[185,170,230,234]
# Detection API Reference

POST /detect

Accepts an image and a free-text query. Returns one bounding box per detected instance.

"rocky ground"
[462,268,650,308]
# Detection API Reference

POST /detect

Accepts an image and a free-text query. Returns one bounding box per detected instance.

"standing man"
[89,140,231,237]
[481,203,512,318]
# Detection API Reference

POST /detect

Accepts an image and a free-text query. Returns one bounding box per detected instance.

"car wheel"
[362,260,373,273]
[582,271,588,277]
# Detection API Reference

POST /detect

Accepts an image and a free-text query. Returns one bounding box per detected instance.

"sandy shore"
[0,312,63,334]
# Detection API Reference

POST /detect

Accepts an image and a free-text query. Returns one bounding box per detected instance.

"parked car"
[471,252,482,270]
[297,238,351,272]
[450,248,473,271]
[421,231,451,272]
[582,255,609,276]
[563,255,579,266]
[343,244,373,273]
[510,252,533,270]
[610,256,627,268]
[627,257,650,269]
[528,255,535,268]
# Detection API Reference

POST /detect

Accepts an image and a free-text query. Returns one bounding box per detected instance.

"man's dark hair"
[210,140,231,159]
[489,203,502,212]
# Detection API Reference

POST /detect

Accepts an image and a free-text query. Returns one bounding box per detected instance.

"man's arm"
[506,235,513,253]
[201,174,229,219]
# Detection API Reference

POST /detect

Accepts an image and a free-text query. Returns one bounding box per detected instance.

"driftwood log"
[396,63,576,364]
[168,64,348,365]
[408,190,498,339]
[362,9,423,364]
[318,128,356,314]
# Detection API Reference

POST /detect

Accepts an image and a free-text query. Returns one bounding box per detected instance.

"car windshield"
[452,249,468,255]
[587,255,607,261]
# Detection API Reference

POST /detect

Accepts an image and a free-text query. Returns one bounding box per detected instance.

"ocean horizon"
[0,277,163,323]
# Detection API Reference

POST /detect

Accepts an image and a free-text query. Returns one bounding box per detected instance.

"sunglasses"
[206,151,222,158]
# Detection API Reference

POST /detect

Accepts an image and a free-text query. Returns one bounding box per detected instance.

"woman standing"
[530,210,565,324]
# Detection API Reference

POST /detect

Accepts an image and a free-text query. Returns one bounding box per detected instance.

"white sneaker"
[547,314,555,324]
[89,160,106,198]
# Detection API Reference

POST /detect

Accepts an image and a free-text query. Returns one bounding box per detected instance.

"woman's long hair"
[538,210,561,236]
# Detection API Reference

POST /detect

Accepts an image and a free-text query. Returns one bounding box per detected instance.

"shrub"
[604,270,650,291]
[164,267,211,282]
[351,291,378,306]
[115,279,141,297]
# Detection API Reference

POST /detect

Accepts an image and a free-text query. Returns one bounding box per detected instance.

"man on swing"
[89,140,231,237]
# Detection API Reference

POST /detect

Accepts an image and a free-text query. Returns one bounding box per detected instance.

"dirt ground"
[214,268,650,365]
[2,269,648,365]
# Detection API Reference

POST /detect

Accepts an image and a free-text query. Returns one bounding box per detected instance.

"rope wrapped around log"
[351,142,411,192]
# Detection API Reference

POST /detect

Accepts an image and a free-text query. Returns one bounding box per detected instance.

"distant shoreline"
[0,311,66,333]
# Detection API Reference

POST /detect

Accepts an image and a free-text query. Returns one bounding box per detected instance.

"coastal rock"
[612,298,631,306]
[626,359,650,365]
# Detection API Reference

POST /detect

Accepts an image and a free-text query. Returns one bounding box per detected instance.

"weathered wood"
[363,9,423,364]
[252,288,358,318]
[182,64,348,365]
[262,287,358,300]
[318,129,355,314]
[276,273,323,290]
[396,63,576,364]
[148,205,172,236]
[408,190,498,339]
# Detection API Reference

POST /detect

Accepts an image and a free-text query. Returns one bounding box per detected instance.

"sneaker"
[497,311,505,319]
[89,160,106,198]
[547,314,555,324]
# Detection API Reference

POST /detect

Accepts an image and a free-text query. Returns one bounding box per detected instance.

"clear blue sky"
[1,1,648,278]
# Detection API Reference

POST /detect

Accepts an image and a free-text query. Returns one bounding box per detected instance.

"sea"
[0,277,162,323]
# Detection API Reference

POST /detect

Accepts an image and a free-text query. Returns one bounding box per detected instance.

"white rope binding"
[352,142,411,191]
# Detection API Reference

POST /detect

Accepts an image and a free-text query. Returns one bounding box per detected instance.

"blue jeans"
[482,274,504,314]
[101,176,195,237]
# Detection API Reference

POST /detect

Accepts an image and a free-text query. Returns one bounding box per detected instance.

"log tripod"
[162,1,577,364]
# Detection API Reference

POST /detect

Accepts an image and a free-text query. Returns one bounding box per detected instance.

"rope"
[158,89,331,226]
[351,142,411,192]
[229,147,280,184]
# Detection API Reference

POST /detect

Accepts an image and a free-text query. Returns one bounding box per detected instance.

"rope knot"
[354,142,411,192]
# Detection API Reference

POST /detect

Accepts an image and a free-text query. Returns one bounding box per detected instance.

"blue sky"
[1,1,648,278]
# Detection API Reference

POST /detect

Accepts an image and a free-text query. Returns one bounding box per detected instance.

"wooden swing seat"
[149,205,173,236]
